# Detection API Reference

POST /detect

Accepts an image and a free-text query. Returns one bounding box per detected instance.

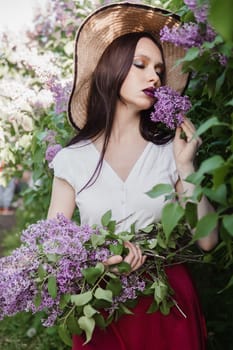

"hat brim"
[68,2,189,130]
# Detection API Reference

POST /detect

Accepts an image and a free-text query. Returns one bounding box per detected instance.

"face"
[119,37,164,112]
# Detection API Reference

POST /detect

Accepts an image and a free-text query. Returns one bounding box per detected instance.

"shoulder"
[151,140,174,159]
[52,140,92,163]
[49,140,93,190]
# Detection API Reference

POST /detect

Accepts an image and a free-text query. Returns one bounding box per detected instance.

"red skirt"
[72,264,207,350]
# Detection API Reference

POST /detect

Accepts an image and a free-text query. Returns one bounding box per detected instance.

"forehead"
[134,37,162,59]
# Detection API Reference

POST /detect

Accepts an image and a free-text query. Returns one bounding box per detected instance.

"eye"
[133,59,145,69]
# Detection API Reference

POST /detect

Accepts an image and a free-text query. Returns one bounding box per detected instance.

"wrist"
[177,164,195,180]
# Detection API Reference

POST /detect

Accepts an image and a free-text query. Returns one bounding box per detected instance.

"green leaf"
[161,202,184,241]
[83,304,99,318]
[216,71,226,93]
[109,243,124,255]
[94,287,113,303]
[34,292,42,308]
[71,291,93,306]
[91,234,106,248]
[101,210,112,227]
[181,47,200,61]
[94,313,106,329]
[222,215,233,236]
[46,253,59,263]
[59,294,71,309]
[213,166,229,189]
[203,184,227,205]
[106,277,122,296]
[67,313,82,335]
[209,0,233,42]
[193,213,218,241]
[82,263,104,285]
[185,202,198,228]
[160,300,172,316]
[195,117,224,137]
[38,264,47,280]
[225,98,233,106]
[108,220,116,233]
[140,224,154,233]
[146,183,173,198]
[78,316,95,344]
[58,325,72,347]
[92,299,112,309]
[146,300,159,313]
[117,261,131,274]
[118,232,134,241]
[152,280,168,304]
[119,303,134,315]
[187,156,224,184]
[148,238,158,249]
[199,155,224,174]
[48,275,57,299]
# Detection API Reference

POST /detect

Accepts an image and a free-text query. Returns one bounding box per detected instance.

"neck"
[111,102,141,143]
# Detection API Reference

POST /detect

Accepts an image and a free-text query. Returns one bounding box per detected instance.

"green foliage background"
[0,0,232,349]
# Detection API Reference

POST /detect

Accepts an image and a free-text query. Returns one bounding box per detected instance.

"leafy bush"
[0,0,232,349]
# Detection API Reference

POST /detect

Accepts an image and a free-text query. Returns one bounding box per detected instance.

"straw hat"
[68,2,189,130]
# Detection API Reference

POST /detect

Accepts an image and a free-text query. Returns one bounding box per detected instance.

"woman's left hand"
[173,117,202,177]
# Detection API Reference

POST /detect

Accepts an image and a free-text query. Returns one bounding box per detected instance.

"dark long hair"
[68,32,174,190]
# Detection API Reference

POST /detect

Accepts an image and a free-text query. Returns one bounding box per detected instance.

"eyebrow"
[134,54,164,68]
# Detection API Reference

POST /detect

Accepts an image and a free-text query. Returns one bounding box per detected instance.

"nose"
[148,69,160,87]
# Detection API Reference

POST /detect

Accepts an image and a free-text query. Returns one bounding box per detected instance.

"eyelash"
[133,62,163,80]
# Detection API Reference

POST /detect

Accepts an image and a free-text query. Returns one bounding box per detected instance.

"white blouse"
[50,140,178,233]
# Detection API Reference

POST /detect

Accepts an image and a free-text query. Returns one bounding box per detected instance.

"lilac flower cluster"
[46,76,72,115]
[107,274,146,315]
[43,130,57,144]
[51,0,83,37]
[0,214,146,330]
[160,22,216,50]
[150,86,192,130]
[45,144,62,163]
[184,0,209,23]
[0,215,103,324]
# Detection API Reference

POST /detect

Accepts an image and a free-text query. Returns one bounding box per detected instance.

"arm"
[48,177,145,271]
[174,118,218,251]
[47,177,76,219]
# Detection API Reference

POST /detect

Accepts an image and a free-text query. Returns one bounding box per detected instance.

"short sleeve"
[49,148,76,190]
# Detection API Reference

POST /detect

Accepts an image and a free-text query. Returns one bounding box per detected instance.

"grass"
[0,312,69,350]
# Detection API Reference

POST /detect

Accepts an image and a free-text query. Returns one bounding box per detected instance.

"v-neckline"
[90,141,151,184]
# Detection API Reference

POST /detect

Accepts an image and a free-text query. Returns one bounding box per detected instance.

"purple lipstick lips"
[143,87,156,98]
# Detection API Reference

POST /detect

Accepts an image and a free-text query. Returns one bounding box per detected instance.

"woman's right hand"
[103,241,146,274]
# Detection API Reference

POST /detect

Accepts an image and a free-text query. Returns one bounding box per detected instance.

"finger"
[103,255,123,266]
[180,122,201,145]
[130,254,147,272]
[124,242,142,270]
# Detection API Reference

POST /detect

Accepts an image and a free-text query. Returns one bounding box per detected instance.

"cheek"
[119,79,130,98]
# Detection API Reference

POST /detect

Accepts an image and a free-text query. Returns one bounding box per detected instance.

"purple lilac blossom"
[0,215,103,325]
[184,0,209,23]
[160,23,216,50]
[45,144,62,163]
[217,53,228,66]
[46,77,72,114]
[106,274,146,314]
[150,86,192,130]
[0,214,149,329]
[43,130,57,145]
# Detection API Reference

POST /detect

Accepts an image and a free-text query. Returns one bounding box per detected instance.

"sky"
[0,0,48,33]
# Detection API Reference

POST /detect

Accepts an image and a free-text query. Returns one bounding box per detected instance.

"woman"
[48,3,218,349]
